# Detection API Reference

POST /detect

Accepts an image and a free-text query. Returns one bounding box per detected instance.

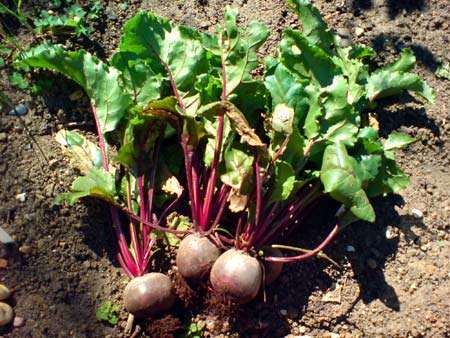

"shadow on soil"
[349,0,428,18]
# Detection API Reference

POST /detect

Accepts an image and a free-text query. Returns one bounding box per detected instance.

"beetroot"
[210,249,262,304]
[123,273,176,317]
[176,233,221,283]
[261,247,284,285]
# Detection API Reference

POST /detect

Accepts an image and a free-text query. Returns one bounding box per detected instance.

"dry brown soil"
[0,0,449,337]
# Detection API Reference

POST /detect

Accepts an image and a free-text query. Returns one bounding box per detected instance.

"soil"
[0,0,449,337]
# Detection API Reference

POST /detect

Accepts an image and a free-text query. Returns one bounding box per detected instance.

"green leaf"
[114,114,164,175]
[120,12,208,97]
[15,43,132,134]
[348,45,376,60]
[321,143,375,222]
[202,7,269,97]
[383,48,416,73]
[303,84,322,139]
[366,157,410,197]
[279,29,338,86]
[383,132,416,151]
[264,60,309,120]
[229,80,269,127]
[9,72,29,89]
[155,212,191,246]
[111,51,161,107]
[220,146,254,192]
[366,49,434,104]
[270,161,296,201]
[287,0,334,51]
[96,301,118,326]
[435,62,450,80]
[367,70,434,103]
[319,75,359,145]
[57,168,117,205]
[352,154,382,187]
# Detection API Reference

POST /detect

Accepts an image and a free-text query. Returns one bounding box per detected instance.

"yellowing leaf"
[161,176,184,198]
[55,129,105,175]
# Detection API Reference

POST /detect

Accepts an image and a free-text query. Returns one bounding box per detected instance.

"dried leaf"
[161,176,184,198]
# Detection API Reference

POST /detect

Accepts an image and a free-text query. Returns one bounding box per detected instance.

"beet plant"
[209,0,434,303]
[16,0,434,311]
[105,5,272,284]
[14,39,190,328]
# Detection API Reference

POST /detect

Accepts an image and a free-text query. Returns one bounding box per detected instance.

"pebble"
[346,245,356,252]
[412,208,424,219]
[105,8,117,21]
[0,259,7,268]
[280,309,288,316]
[0,302,13,326]
[19,245,32,254]
[0,284,11,300]
[0,163,7,175]
[13,316,25,327]
[15,193,26,202]
[385,226,398,240]
[48,159,59,169]
[367,258,377,269]
[8,103,28,116]
[0,133,7,143]
[354,27,365,36]
[335,27,353,47]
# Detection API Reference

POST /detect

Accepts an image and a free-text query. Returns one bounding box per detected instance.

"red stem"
[264,209,348,263]
[91,102,138,277]
[264,224,339,262]
[201,115,225,229]
[121,206,193,235]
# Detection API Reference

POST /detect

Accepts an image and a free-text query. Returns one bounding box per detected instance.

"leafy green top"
[16,0,433,232]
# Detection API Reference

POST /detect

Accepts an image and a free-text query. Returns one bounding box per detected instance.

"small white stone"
[15,193,26,202]
[13,316,25,327]
[412,208,424,218]
[354,27,365,36]
[280,309,288,316]
[385,226,398,240]
[346,245,356,252]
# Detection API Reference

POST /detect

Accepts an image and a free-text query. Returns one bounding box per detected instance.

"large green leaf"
[366,50,434,104]
[287,0,334,51]
[16,43,132,134]
[111,51,161,107]
[279,29,338,87]
[367,70,434,103]
[120,12,208,99]
[321,143,375,222]
[319,75,359,145]
[201,6,269,97]
[264,59,309,121]
[382,48,416,73]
